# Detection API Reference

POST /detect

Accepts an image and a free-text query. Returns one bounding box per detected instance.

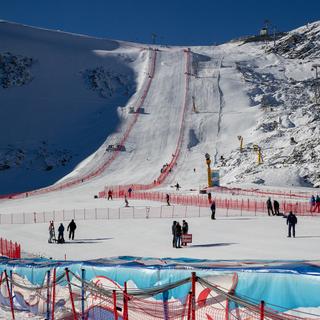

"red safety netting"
[99,187,318,216]
[0,238,21,259]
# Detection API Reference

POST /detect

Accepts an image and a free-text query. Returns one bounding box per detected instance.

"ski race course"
[1,21,320,319]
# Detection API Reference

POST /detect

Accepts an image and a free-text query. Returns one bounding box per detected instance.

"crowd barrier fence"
[0,238,21,259]
[0,268,309,320]
[100,188,318,216]
[0,204,271,226]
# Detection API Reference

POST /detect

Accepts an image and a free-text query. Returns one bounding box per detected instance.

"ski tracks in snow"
[214,55,225,165]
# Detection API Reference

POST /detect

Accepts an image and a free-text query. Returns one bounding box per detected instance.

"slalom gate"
[0,257,320,319]
[99,187,317,216]
[0,238,21,259]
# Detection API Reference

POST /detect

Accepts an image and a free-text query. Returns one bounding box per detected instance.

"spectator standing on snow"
[67,219,77,240]
[166,194,170,206]
[310,195,316,212]
[172,221,177,248]
[273,200,280,216]
[125,195,129,207]
[128,187,133,197]
[175,222,182,248]
[58,223,65,243]
[107,190,113,200]
[48,221,55,243]
[210,200,216,220]
[287,211,297,238]
[267,198,274,216]
[208,192,212,203]
[175,183,181,191]
[182,220,189,246]
[315,195,320,213]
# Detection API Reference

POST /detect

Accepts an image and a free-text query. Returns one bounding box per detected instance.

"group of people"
[266,198,281,216]
[310,195,320,213]
[171,220,189,248]
[48,219,77,244]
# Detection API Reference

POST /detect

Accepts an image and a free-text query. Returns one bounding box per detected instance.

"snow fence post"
[46,270,51,320]
[65,268,77,320]
[191,272,196,320]
[81,268,86,320]
[187,292,192,320]
[9,270,13,300]
[260,300,265,320]
[4,269,15,320]
[51,268,56,320]
[225,298,229,320]
[123,282,128,320]
[113,290,118,320]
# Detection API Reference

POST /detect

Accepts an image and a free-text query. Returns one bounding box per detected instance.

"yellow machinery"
[237,135,244,152]
[205,153,212,187]
[253,144,263,165]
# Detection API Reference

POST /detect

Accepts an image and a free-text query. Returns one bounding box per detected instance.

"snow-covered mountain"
[0,20,319,194]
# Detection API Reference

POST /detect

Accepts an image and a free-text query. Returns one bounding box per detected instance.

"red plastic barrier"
[101,187,316,216]
[0,238,21,259]
[205,186,313,200]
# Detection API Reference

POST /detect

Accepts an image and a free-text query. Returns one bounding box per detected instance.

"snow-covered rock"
[0,52,34,88]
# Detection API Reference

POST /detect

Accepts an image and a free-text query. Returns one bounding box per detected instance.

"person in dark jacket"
[210,200,216,220]
[128,187,133,197]
[107,190,113,200]
[171,221,177,248]
[182,220,189,246]
[175,222,182,248]
[67,219,77,240]
[208,192,212,203]
[266,197,274,216]
[310,195,316,212]
[315,195,320,213]
[166,194,170,206]
[273,200,280,216]
[287,211,297,238]
[58,223,65,243]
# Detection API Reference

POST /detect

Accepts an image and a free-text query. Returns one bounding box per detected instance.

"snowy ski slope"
[0,20,319,209]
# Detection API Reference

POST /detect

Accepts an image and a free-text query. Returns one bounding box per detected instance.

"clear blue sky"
[1,0,319,45]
